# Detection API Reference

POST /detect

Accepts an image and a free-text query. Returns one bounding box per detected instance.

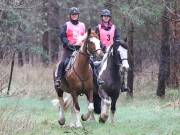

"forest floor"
[0,90,179,135]
[0,64,180,135]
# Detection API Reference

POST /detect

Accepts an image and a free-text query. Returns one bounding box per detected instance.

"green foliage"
[113,0,163,26]
[0,10,20,28]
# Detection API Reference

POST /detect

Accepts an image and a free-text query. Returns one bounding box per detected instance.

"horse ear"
[87,28,91,36]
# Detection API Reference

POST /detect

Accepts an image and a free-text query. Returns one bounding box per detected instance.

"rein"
[121,58,128,61]
[100,45,113,65]
[69,35,101,93]
[71,51,89,92]
[71,40,93,92]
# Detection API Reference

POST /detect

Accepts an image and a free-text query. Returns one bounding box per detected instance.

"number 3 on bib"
[107,34,110,41]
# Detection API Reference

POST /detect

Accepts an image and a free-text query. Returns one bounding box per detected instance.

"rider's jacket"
[66,21,85,45]
[60,20,85,52]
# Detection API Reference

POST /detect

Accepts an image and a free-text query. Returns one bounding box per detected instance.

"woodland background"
[0,0,179,96]
[0,0,180,135]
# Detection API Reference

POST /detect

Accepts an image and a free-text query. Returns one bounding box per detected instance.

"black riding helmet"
[101,9,111,17]
[69,7,80,15]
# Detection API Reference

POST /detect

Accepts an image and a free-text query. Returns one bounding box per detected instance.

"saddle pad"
[65,51,78,71]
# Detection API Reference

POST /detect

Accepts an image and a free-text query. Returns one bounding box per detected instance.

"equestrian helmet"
[101,9,111,17]
[69,7,80,15]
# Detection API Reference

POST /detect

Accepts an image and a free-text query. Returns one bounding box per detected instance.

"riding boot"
[55,58,70,88]
[55,62,64,88]
[121,82,129,92]
[90,60,104,87]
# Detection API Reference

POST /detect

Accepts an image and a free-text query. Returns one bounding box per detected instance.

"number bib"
[98,24,115,47]
[66,21,85,45]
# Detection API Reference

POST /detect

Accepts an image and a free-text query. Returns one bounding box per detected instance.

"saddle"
[65,51,78,71]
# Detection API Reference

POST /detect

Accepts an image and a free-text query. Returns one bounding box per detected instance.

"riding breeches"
[57,57,70,79]
[56,48,73,79]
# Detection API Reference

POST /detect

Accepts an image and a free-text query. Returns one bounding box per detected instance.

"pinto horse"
[92,44,129,123]
[53,28,102,128]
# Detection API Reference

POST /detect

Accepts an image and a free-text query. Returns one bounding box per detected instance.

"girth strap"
[72,65,88,93]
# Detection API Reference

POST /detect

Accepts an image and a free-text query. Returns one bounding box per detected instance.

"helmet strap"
[70,19,79,25]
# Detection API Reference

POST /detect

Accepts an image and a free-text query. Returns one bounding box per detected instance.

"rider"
[54,7,85,88]
[95,9,129,91]
[55,7,99,88]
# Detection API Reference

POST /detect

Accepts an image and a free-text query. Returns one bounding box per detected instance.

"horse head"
[79,28,102,58]
[105,42,129,71]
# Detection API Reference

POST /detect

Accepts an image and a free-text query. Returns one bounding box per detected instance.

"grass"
[0,92,179,135]
[0,64,180,135]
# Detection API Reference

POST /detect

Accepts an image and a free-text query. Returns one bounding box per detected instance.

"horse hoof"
[81,114,86,121]
[99,114,108,123]
[75,122,83,128]
[58,119,65,125]
[99,116,106,123]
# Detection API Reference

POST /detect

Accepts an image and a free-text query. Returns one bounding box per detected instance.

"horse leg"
[69,104,76,127]
[55,88,65,125]
[72,94,82,128]
[110,95,119,123]
[64,93,73,111]
[98,89,111,123]
[89,112,96,121]
[99,97,111,123]
[81,89,94,121]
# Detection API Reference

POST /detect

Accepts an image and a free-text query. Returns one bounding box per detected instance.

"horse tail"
[53,66,56,81]
[51,99,59,110]
[93,92,101,114]
[53,69,55,81]
[51,94,72,112]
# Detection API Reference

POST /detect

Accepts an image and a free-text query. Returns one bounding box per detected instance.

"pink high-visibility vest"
[66,21,85,45]
[98,24,115,47]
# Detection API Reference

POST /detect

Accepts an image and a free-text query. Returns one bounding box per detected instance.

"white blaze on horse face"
[117,46,129,70]
[89,37,101,55]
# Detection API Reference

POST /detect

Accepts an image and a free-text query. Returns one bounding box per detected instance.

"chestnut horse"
[53,28,102,128]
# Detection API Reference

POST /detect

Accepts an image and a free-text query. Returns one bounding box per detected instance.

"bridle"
[72,35,101,92]
[79,36,101,57]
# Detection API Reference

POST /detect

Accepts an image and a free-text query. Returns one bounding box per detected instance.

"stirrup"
[54,79,61,88]
[98,80,104,85]
[121,86,129,92]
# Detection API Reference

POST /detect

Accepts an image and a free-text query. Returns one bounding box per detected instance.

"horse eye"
[88,41,93,45]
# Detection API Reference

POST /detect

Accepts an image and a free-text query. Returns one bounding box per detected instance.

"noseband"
[79,37,101,57]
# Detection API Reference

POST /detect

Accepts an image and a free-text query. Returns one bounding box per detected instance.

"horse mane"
[99,46,113,68]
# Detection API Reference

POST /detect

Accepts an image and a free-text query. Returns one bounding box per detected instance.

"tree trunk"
[168,0,179,88]
[156,1,170,97]
[18,51,23,67]
[47,0,60,63]
[42,31,49,65]
[127,22,134,97]
[0,47,3,60]
[105,0,112,11]
[25,48,29,64]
